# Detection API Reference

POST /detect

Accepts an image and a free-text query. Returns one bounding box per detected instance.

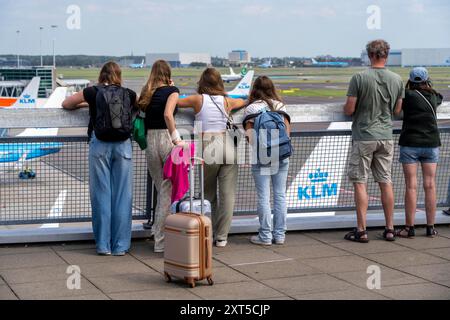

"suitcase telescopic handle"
[189,157,205,215]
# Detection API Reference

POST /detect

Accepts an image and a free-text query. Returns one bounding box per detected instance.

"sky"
[0,0,449,58]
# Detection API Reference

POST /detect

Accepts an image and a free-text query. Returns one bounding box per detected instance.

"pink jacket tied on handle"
[163,143,195,203]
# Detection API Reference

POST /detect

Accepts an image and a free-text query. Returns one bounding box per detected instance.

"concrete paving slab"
[375,283,450,300]
[262,274,353,296]
[209,266,253,285]
[426,248,450,261]
[300,255,375,273]
[78,260,156,278]
[56,249,137,265]
[0,251,67,270]
[363,250,447,268]
[109,288,202,300]
[0,276,5,286]
[141,258,227,276]
[213,248,291,266]
[332,239,406,255]
[0,285,17,300]
[1,264,70,284]
[188,281,284,300]
[87,272,174,294]
[436,225,450,238]
[0,245,53,256]
[257,296,294,300]
[233,259,321,280]
[10,278,102,300]
[294,287,389,300]
[128,244,163,260]
[394,236,450,250]
[51,242,97,252]
[282,232,324,246]
[331,267,427,289]
[303,230,348,244]
[52,294,110,300]
[402,263,450,282]
[212,235,278,252]
[270,243,351,259]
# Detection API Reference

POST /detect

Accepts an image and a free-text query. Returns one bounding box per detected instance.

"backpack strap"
[415,90,437,121]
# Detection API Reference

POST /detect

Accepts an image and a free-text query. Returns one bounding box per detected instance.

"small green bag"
[133,111,147,150]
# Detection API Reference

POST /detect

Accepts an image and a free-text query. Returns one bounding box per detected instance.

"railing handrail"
[1,102,449,129]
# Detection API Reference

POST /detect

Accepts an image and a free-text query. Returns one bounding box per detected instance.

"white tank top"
[195,94,228,133]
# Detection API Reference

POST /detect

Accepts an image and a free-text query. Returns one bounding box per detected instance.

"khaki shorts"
[348,140,394,184]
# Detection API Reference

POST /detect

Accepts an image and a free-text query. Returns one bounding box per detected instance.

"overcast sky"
[1,0,449,58]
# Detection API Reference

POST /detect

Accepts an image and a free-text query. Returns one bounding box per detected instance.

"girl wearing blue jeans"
[243,76,291,246]
[63,62,137,255]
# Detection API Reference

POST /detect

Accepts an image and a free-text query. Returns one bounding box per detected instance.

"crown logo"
[308,169,328,183]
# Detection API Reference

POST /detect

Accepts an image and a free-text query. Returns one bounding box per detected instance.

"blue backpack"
[253,108,293,165]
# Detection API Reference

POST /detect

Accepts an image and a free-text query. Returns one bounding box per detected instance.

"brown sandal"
[383,228,396,242]
[344,228,369,243]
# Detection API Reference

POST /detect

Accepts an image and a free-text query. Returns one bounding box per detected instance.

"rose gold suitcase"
[163,157,214,288]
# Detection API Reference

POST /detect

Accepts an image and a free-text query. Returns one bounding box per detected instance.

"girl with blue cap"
[394,67,444,238]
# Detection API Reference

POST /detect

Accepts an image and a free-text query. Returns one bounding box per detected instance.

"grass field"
[56,66,450,101]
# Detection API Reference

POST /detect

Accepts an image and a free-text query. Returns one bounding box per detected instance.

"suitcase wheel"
[207,277,214,286]
[164,272,172,283]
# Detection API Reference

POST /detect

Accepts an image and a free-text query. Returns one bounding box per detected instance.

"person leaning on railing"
[343,39,404,243]
[137,60,181,253]
[62,61,137,256]
[394,67,444,238]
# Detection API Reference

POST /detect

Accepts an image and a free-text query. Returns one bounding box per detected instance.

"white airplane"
[259,59,272,68]
[0,77,40,108]
[221,66,248,83]
[130,59,145,69]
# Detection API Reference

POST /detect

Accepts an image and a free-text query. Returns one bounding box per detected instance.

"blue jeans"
[89,134,133,254]
[399,146,439,164]
[251,159,289,243]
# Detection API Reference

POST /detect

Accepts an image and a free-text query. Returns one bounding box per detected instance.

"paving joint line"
[50,246,113,300]
[0,274,20,300]
[301,231,450,295]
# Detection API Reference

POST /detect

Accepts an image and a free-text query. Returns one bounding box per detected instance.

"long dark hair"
[197,68,227,96]
[98,61,122,86]
[248,76,282,110]
[406,80,438,95]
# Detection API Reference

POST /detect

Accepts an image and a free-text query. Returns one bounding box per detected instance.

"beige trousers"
[146,129,173,252]
[201,134,238,241]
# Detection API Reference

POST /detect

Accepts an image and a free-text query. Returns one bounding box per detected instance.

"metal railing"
[1,128,450,225]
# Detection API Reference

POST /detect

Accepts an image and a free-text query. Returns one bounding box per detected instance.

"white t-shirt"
[244,100,287,123]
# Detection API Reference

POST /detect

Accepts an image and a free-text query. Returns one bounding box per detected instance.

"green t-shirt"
[347,68,404,141]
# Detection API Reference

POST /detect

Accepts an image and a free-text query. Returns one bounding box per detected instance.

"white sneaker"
[273,239,285,245]
[250,236,272,246]
[154,247,164,253]
[215,240,228,248]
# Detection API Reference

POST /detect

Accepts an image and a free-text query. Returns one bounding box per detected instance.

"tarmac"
[1,226,450,300]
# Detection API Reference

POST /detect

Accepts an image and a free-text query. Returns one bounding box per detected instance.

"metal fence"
[1,128,450,225]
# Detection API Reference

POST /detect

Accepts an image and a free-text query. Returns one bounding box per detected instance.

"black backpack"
[91,85,133,141]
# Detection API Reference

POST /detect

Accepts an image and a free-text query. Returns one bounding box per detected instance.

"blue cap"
[409,67,429,83]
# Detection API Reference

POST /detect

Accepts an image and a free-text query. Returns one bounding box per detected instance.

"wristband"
[171,130,181,143]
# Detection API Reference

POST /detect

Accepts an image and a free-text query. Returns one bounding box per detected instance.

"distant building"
[361,48,450,67]
[0,67,55,98]
[145,53,211,68]
[402,48,450,67]
[228,50,251,66]
[361,50,402,66]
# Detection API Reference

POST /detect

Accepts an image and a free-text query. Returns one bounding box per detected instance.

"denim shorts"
[399,146,439,164]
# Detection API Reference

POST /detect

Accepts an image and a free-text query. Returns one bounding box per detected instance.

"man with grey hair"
[344,39,404,243]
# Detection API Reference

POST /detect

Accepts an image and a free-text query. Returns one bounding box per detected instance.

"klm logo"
[19,94,35,104]
[238,82,250,90]
[298,169,338,200]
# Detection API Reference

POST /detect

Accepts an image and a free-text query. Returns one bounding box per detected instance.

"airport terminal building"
[145,53,211,68]
[361,48,450,67]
